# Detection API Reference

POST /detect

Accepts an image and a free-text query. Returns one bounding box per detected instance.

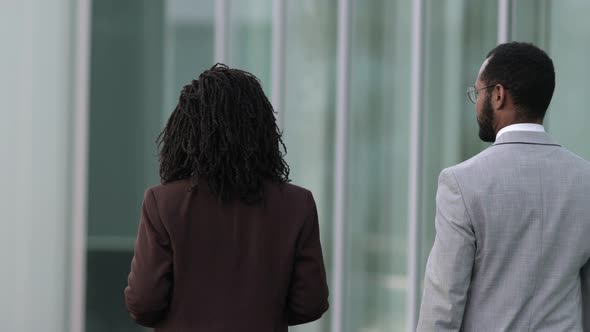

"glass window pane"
[282,1,338,331]
[228,0,272,90]
[514,0,590,159]
[86,1,213,330]
[344,1,412,330]
[163,0,215,118]
[511,0,550,47]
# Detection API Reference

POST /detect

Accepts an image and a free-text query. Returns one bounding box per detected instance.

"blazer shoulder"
[143,179,193,207]
[267,182,311,203]
[560,147,590,168]
[278,182,313,197]
[443,146,496,176]
[558,149,590,185]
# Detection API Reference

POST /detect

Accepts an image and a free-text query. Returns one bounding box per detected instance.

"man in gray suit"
[417,42,590,331]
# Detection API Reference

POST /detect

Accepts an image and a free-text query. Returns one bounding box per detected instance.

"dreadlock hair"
[157,63,290,204]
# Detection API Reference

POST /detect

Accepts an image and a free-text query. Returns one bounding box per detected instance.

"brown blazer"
[124,178,329,331]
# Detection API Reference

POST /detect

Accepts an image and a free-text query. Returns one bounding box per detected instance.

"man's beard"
[478,95,496,142]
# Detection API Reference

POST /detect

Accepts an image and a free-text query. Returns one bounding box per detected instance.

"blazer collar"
[493,130,561,147]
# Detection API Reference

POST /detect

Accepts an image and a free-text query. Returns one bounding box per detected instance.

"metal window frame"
[330,0,352,331]
[407,0,426,330]
[215,0,229,63]
[70,0,92,331]
[498,0,511,44]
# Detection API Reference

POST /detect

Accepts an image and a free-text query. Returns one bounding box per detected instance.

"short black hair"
[157,64,290,203]
[480,42,555,120]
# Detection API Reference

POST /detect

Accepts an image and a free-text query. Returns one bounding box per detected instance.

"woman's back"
[125,179,329,331]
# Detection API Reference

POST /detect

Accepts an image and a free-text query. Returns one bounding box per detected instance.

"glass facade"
[4,0,590,331]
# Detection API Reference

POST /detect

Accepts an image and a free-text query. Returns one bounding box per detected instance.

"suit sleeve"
[582,258,590,331]
[124,188,173,327]
[417,168,476,332]
[287,191,330,326]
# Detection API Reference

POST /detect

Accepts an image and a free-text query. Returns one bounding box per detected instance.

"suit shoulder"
[560,147,590,167]
[279,182,312,195]
[267,182,313,201]
[442,146,495,176]
[145,178,192,200]
[557,148,590,184]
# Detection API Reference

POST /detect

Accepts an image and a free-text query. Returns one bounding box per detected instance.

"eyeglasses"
[466,85,495,104]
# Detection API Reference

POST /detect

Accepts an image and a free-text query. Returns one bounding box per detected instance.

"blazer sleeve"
[287,191,330,326]
[417,168,476,332]
[124,188,173,327]
[582,258,590,331]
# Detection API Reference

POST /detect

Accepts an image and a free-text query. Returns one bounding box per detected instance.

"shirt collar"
[496,123,545,140]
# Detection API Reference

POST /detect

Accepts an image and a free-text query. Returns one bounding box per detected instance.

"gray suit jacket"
[417,131,590,331]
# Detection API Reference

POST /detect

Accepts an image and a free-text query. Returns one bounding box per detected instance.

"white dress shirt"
[496,123,545,140]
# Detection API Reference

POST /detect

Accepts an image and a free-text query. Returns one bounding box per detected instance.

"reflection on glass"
[420,0,498,310]
[86,0,213,331]
[344,0,412,330]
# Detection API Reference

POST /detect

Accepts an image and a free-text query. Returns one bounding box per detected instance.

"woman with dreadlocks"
[124,64,329,331]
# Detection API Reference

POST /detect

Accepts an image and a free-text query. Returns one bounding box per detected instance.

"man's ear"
[494,84,507,109]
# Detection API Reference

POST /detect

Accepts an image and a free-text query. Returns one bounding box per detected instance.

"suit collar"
[496,123,545,139]
[493,130,560,147]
